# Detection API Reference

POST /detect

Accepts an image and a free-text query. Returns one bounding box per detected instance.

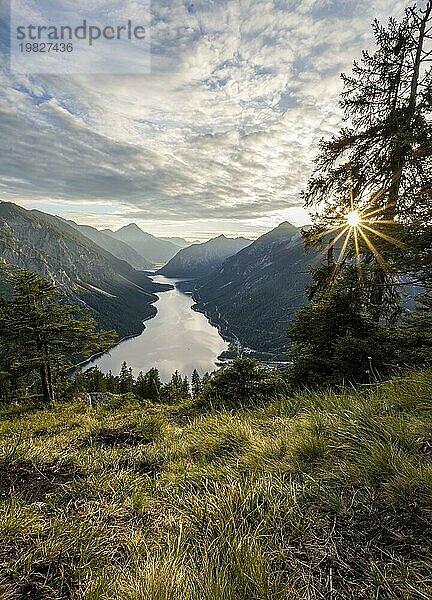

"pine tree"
[133,368,161,400]
[145,368,161,400]
[287,267,396,387]
[182,376,190,398]
[201,358,283,408]
[191,369,202,398]
[105,370,119,393]
[0,267,116,403]
[82,366,107,393]
[399,290,432,367]
[305,3,431,222]
[170,370,183,388]
[118,361,134,394]
[287,3,432,385]
[303,3,432,319]
[135,371,146,398]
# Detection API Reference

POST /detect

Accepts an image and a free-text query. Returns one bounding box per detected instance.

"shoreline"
[75,278,175,370]
[190,290,291,364]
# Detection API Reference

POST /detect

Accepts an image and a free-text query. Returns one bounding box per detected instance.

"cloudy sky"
[0,0,408,240]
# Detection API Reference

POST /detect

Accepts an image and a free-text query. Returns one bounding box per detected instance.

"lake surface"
[84,275,228,381]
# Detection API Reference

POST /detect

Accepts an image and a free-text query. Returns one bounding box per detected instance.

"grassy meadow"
[0,370,431,599]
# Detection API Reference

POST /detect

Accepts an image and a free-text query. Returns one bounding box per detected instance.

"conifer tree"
[304,2,432,318]
[191,369,202,398]
[145,368,161,400]
[0,267,116,403]
[182,376,190,398]
[134,368,161,400]
[118,361,134,394]
[287,3,432,385]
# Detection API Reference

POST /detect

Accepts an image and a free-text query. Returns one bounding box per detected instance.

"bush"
[200,358,285,409]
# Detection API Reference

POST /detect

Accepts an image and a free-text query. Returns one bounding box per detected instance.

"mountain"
[104,224,180,264]
[192,222,320,355]
[64,220,153,270]
[0,203,169,338]
[160,236,190,248]
[158,235,252,278]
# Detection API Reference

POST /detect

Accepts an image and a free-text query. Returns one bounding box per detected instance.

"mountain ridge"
[158,234,252,278]
[0,202,169,338]
[191,222,319,355]
[104,223,180,264]
[60,219,153,270]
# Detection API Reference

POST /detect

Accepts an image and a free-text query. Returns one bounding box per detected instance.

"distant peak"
[120,223,143,232]
[277,221,298,230]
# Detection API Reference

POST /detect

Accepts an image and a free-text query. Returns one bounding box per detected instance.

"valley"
[0,201,318,363]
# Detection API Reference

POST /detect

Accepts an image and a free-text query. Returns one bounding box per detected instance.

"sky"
[0,0,409,240]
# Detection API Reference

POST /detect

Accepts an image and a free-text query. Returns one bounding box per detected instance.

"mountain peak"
[277,221,298,230]
[117,223,143,234]
[109,222,180,263]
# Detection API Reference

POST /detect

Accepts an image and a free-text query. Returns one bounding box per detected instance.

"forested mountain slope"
[104,223,180,264]
[65,220,153,270]
[158,234,251,278]
[0,203,169,337]
[193,222,319,354]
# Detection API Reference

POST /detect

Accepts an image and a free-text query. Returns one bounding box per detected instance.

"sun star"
[346,209,361,228]
[312,193,405,290]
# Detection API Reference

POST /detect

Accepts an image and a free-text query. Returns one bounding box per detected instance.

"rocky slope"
[65,220,153,270]
[104,223,180,264]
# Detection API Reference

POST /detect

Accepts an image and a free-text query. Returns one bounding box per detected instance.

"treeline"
[75,363,206,402]
[74,358,286,408]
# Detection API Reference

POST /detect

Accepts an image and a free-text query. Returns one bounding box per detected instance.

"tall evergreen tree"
[288,3,432,385]
[0,266,116,403]
[118,361,134,394]
[134,368,161,400]
[304,2,432,318]
[182,376,190,398]
[305,2,431,221]
[191,369,202,398]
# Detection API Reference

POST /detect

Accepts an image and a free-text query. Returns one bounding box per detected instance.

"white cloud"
[0,0,408,237]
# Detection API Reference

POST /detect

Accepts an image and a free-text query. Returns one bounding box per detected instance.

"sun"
[311,189,405,290]
[346,209,361,228]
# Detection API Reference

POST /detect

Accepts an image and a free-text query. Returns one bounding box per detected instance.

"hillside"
[0,369,430,599]
[0,203,169,338]
[65,220,153,270]
[104,224,180,264]
[158,234,251,278]
[160,236,190,248]
[193,222,318,354]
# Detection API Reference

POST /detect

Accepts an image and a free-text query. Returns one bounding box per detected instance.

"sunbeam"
[315,194,403,289]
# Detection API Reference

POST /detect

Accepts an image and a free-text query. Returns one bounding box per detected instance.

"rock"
[74,392,115,408]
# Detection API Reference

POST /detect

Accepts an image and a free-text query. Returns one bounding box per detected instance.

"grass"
[0,371,431,599]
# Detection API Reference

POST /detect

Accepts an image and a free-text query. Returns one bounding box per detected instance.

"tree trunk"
[36,335,54,403]
[39,363,53,404]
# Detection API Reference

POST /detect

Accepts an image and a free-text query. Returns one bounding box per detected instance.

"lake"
[84,275,228,381]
